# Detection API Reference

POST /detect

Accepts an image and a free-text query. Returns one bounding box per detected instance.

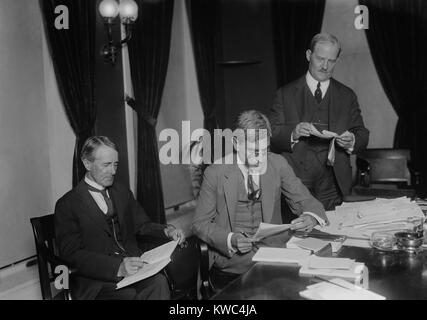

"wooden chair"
[353,148,419,198]
[30,214,74,300]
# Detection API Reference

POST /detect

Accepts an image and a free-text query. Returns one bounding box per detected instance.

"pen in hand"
[241,232,259,250]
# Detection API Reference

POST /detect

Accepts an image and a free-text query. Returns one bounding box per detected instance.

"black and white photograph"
[0,0,426,306]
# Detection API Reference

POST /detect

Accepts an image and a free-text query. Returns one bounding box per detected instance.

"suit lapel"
[260,158,275,223]
[109,186,126,234]
[293,76,310,121]
[223,165,239,231]
[76,181,111,235]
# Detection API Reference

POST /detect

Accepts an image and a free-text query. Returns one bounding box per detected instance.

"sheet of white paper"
[300,279,385,300]
[343,238,371,248]
[294,238,330,252]
[309,124,338,139]
[116,258,171,289]
[286,236,343,253]
[140,240,179,264]
[252,247,311,265]
[252,222,291,240]
[308,256,355,270]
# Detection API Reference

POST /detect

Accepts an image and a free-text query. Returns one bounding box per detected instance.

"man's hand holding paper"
[292,122,312,140]
[291,214,318,232]
[336,130,355,151]
[231,233,256,254]
[117,257,146,277]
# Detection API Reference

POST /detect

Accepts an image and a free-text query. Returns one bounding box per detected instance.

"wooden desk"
[211,246,427,300]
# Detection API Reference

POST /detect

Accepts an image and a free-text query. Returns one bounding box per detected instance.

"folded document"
[116,240,179,289]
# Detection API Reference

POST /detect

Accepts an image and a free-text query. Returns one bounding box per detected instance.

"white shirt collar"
[305,71,330,99]
[84,174,105,191]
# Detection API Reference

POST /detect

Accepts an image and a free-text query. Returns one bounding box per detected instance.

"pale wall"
[322,0,397,148]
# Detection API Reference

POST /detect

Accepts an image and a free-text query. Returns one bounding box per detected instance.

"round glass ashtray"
[395,231,424,253]
[370,231,396,251]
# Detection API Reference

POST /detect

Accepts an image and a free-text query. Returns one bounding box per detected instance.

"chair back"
[164,235,201,300]
[357,149,412,186]
[30,214,70,300]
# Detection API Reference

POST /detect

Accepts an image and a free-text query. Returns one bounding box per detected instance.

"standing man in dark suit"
[55,136,185,300]
[192,110,326,290]
[269,33,369,210]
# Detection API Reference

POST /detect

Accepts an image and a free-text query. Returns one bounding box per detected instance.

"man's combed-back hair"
[310,33,342,57]
[81,136,117,162]
[234,110,272,138]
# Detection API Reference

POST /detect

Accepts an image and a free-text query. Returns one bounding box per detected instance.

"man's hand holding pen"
[231,232,257,254]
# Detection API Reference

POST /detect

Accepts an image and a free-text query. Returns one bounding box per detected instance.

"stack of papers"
[299,256,366,286]
[317,197,425,248]
[286,236,343,253]
[116,240,179,289]
[300,278,385,300]
[252,247,311,266]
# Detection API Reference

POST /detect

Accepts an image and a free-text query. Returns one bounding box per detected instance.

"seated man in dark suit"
[55,136,185,300]
[192,110,327,290]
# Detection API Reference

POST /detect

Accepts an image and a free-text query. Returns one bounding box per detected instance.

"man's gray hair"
[234,110,272,137]
[81,136,117,162]
[310,33,342,57]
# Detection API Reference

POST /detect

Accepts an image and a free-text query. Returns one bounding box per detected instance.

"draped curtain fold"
[40,0,97,186]
[187,0,219,136]
[127,0,174,223]
[272,0,326,88]
[360,0,427,183]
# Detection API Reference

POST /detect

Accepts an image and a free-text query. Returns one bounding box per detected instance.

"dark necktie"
[247,174,261,201]
[315,81,322,103]
[87,185,114,217]
[86,184,128,256]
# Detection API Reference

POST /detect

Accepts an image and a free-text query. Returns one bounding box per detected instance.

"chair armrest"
[407,159,421,186]
[356,157,370,187]
[43,247,76,274]
[199,240,213,299]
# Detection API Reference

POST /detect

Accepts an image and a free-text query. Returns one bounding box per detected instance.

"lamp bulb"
[119,0,139,21]
[99,0,119,18]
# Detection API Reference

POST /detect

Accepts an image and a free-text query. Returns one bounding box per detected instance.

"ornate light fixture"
[98,0,139,65]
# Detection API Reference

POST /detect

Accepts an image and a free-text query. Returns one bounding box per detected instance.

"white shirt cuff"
[303,212,327,227]
[291,133,299,148]
[227,232,237,254]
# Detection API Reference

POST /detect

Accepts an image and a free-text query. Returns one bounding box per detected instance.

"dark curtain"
[40,0,97,186]
[187,0,219,136]
[272,0,326,87]
[360,0,427,184]
[126,0,174,223]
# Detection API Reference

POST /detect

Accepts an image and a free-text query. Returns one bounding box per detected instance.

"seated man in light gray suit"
[192,110,327,290]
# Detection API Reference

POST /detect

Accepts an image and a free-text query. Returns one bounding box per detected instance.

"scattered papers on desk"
[116,240,179,289]
[317,197,425,246]
[252,247,311,265]
[286,236,343,253]
[299,278,385,300]
[308,256,355,270]
[252,222,291,240]
[342,238,371,248]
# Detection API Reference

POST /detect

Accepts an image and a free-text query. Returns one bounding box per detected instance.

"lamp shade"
[119,0,139,22]
[99,0,120,18]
